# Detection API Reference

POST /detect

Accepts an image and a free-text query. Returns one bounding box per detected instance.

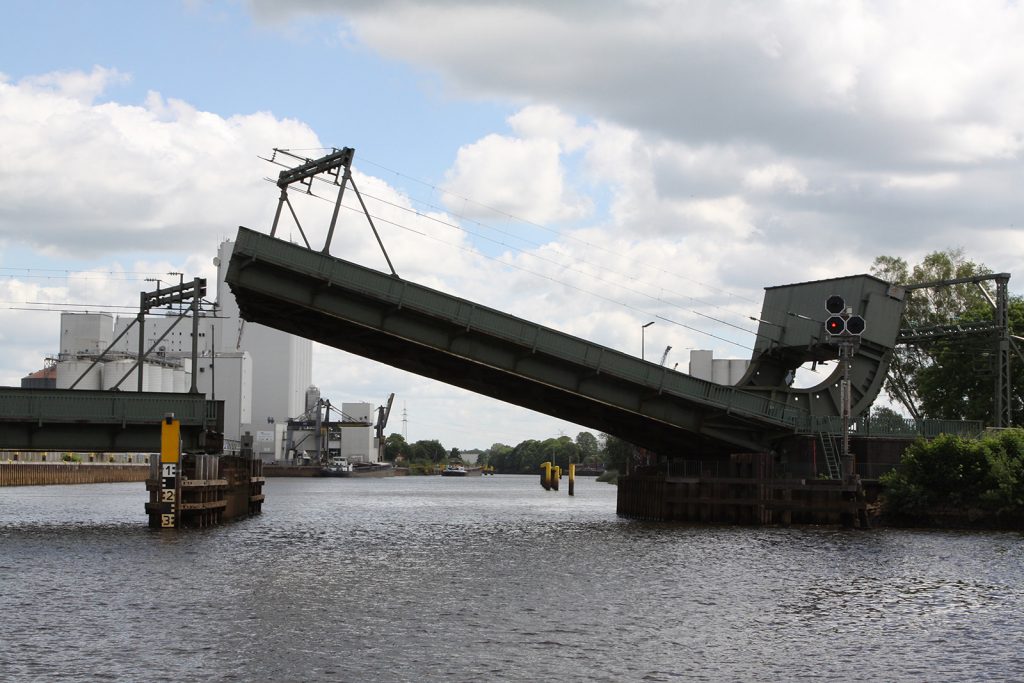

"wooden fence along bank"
[0,462,150,487]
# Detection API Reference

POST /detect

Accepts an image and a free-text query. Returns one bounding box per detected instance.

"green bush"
[881,428,1024,517]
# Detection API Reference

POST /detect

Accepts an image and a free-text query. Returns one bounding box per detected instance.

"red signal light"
[825,316,845,335]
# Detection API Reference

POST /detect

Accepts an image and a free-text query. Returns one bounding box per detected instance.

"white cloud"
[245,1,1024,288]
[0,68,319,258]
[507,105,592,152]
[255,0,1024,167]
[744,164,809,194]
[16,66,130,105]
[441,131,591,225]
[883,173,959,191]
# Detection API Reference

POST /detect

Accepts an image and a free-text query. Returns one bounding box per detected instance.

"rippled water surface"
[3,476,1024,681]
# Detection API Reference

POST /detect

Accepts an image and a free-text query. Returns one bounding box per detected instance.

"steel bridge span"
[0,388,222,452]
[226,227,907,456]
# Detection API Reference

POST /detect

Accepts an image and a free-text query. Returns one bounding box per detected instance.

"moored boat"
[320,457,396,477]
[320,456,352,477]
[441,463,467,477]
[348,461,396,478]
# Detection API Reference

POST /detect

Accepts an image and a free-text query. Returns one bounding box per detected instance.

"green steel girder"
[227,228,813,455]
[0,388,223,452]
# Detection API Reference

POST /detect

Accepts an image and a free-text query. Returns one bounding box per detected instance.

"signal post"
[825,295,866,482]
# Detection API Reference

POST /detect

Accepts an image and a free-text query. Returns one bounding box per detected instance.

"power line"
[1,266,175,276]
[275,180,754,351]
[355,154,761,306]
[263,156,765,347]
[271,150,761,323]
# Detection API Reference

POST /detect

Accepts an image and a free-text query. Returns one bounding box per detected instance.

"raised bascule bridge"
[226,227,904,462]
[219,146,1005,527]
[225,222,923,526]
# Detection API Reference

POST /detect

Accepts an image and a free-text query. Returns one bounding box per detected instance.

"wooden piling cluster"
[0,462,149,487]
[617,453,869,527]
[145,454,264,529]
[539,461,562,491]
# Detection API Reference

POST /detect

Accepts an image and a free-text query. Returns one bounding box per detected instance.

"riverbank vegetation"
[382,430,635,475]
[880,428,1024,527]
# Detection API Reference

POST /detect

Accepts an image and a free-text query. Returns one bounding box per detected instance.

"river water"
[2,475,1023,682]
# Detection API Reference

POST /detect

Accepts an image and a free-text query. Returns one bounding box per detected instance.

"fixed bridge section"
[0,388,223,452]
[227,227,812,454]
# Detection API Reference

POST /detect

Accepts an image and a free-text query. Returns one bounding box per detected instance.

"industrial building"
[40,240,380,464]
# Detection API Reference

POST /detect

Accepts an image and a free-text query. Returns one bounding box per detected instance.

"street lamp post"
[641,321,655,360]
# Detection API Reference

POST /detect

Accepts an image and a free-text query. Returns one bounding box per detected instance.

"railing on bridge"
[804,414,984,439]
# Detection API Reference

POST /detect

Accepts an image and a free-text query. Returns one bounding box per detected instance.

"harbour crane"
[375,393,395,461]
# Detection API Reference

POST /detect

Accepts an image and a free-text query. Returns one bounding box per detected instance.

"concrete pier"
[617,453,870,527]
[145,454,264,529]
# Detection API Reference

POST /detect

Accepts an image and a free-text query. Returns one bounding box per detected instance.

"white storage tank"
[160,365,175,393]
[144,363,163,392]
[103,359,138,391]
[172,367,190,392]
[56,360,103,390]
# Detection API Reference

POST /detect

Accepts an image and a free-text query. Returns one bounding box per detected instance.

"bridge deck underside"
[227,228,808,455]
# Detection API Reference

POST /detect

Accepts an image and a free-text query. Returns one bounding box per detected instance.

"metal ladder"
[818,433,842,479]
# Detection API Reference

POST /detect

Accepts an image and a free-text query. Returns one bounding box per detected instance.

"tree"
[383,433,408,462]
[575,431,600,464]
[541,436,579,469]
[510,439,544,473]
[600,433,635,472]
[871,249,1023,423]
[868,406,910,433]
[481,442,512,470]
[410,439,446,463]
[913,296,1024,422]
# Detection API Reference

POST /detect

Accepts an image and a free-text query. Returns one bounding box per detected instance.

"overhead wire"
[263,155,771,349]
[274,149,762,322]
[353,187,760,338]
[1,272,168,283]
[271,177,754,351]
[355,154,761,306]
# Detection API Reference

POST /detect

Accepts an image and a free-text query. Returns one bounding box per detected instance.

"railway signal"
[824,295,865,337]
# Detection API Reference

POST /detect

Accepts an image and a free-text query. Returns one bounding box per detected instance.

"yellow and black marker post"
[568,463,575,496]
[540,461,552,490]
[159,414,181,529]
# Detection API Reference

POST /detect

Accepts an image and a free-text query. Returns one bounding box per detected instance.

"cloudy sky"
[2,1,1022,449]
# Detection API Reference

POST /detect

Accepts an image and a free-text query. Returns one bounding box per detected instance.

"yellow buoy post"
[540,461,552,490]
